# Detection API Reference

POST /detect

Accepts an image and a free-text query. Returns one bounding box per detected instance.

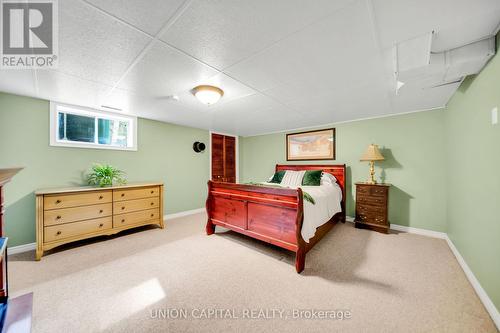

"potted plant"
[86,163,126,187]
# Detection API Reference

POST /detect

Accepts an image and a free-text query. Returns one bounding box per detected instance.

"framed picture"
[286,128,335,161]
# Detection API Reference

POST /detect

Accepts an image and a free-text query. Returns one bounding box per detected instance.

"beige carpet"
[9,213,497,333]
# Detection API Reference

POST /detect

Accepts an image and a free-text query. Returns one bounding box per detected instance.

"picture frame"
[286,128,335,161]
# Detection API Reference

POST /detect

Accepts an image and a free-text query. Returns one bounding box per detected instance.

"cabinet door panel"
[211,133,224,182]
[224,136,236,183]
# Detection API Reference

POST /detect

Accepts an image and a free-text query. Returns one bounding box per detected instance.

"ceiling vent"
[394,33,496,91]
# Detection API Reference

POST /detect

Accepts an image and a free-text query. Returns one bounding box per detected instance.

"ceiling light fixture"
[192,85,224,105]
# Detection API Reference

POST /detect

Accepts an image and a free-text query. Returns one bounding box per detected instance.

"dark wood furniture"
[211,133,236,183]
[0,168,32,332]
[206,164,346,273]
[354,182,390,233]
[0,168,23,299]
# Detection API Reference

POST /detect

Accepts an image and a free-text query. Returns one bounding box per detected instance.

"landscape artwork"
[286,128,335,161]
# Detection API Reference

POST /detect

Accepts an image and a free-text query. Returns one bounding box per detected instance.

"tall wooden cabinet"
[211,133,236,183]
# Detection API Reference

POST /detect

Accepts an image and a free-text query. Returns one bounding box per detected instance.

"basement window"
[50,102,137,151]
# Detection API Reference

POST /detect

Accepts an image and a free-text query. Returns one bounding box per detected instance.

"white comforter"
[261,182,343,242]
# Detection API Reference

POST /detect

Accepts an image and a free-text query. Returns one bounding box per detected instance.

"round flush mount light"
[192,85,224,105]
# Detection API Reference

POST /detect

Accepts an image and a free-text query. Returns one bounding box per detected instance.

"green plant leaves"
[86,163,126,187]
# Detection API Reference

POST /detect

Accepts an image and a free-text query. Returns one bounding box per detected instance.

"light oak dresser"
[35,182,164,260]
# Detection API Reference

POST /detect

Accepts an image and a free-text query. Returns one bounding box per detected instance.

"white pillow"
[321,172,337,185]
[281,170,306,188]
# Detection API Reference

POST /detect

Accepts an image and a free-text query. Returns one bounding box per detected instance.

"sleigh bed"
[205,164,346,273]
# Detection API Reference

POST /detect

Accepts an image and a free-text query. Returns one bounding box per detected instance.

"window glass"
[51,102,136,151]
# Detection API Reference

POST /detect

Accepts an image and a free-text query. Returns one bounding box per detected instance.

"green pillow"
[269,171,286,184]
[302,170,322,186]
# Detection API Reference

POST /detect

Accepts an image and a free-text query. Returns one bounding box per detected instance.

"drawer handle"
[150,190,154,194]
[99,223,104,227]
[99,210,103,214]
[55,199,61,204]
[121,206,125,210]
[150,213,154,217]
[56,231,61,235]
[150,202,154,206]
[121,193,125,197]
[99,195,104,200]
[56,215,61,220]
[121,219,125,223]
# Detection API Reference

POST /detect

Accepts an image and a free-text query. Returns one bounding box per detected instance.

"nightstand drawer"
[355,212,387,225]
[357,194,387,206]
[357,185,387,198]
[357,203,386,215]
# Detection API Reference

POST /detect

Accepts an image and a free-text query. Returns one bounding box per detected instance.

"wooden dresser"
[354,182,390,233]
[36,182,164,260]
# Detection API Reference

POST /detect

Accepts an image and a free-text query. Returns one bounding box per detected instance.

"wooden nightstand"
[354,182,390,233]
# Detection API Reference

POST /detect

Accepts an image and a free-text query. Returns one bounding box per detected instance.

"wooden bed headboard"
[275,164,346,212]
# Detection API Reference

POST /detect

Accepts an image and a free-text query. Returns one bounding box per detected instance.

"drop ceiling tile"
[84,0,185,35]
[57,0,152,85]
[225,0,383,95]
[433,9,500,52]
[0,70,37,97]
[372,0,500,51]
[160,0,356,70]
[117,41,218,97]
[36,70,112,109]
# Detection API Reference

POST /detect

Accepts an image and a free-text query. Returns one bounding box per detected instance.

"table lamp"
[360,144,385,184]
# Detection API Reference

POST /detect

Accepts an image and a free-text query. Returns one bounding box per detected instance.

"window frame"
[49,102,138,151]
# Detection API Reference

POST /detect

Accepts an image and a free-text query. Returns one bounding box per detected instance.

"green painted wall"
[240,110,447,232]
[0,92,209,247]
[444,34,500,311]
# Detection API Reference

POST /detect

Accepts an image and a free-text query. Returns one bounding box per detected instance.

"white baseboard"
[445,235,500,329]
[8,242,36,254]
[345,216,447,239]
[347,216,499,329]
[164,208,205,221]
[7,208,206,255]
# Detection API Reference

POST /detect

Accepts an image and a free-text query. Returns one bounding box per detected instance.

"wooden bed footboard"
[206,164,346,273]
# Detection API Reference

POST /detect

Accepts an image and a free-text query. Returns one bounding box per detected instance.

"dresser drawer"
[113,186,160,202]
[114,197,160,214]
[44,217,112,243]
[356,213,387,226]
[357,194,387,206]
[357,203,386,215]
[44,203,112,226]
[44,191,112,210]
[357,185,387,198]
[113,208,160,227]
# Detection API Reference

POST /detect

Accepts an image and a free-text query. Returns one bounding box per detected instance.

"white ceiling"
[1,0,499,136]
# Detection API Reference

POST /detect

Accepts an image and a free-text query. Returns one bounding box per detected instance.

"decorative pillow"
[302,170,322,186]
[281,170,306,188]
[321,172,338,185]
[269,170,286,184]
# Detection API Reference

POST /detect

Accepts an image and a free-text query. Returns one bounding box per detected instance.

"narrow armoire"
[211,133,236,183]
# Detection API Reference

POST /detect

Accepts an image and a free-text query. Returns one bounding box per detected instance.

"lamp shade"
[360,144,384,161]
